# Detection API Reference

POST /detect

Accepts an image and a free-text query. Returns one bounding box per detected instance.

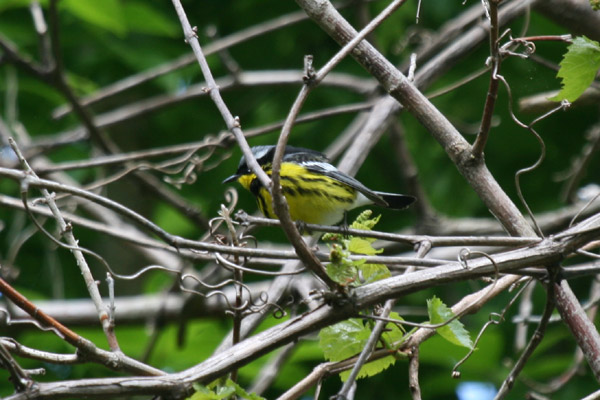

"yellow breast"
[237,163,359,225]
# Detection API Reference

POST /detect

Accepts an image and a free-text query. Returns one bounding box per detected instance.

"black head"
[223,145,328,183]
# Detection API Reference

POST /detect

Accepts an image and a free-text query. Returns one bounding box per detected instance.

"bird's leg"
[342,211,349,239]
[295,219,310,235]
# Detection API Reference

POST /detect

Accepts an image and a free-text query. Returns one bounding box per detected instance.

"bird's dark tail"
[374,191,416,210]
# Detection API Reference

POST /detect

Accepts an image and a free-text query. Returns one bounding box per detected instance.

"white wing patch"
[300,160,338,172]
[251,146,272,161]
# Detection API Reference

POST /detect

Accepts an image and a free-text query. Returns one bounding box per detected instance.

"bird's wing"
[300,160,388,207]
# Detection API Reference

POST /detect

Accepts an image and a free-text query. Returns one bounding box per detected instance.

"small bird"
[223,145,416,225]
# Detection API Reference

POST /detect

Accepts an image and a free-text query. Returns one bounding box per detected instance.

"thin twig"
[3,213,600,398]
[494,273,556,399]
[170,0,270,190]
[238,213,540,247]
[335,300,395,398]
[0,277,163,376]
[270,0,410,291]
[0,340,32,392]
[9,138,120,351]
[471,0,501,158]
[408,345,421,400]
[560,124,600,203]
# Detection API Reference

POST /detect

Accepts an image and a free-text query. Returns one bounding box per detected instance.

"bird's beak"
[222,174,239,184]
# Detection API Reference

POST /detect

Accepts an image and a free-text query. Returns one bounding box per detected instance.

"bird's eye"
[237,164,250,175]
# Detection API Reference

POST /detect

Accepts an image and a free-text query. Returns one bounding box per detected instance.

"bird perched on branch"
[223,145,416,225]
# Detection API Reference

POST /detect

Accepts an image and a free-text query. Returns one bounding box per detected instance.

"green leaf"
[123,1,180,37]
[189,383,225,400]
[350,210,381,231]
[189,379,265,400]
[549,36,600,102]
[319,319,371,362]
[326,258,358,286]
[348,237,382,255]
[427,296,473,349]
[60,0,127,36]
[358,263,391,284]
[229,379,266,400]
[382,311,406,343]
[320,313,407,382]
[339,355,397,381]
[325,211,389,286]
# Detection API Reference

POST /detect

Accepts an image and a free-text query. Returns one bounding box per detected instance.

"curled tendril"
[452,279,532,376]
[364,247,503,332]
[458,248,472,269]
[244,292,289,319]
[239,232,258,249]
[180,273,237,291]
[236,295,286,319]
[496,29,536,60]
[179,273,273,316]
[458,249,500,282]
[162,142,221,188]
[488,311,505,324]
[215,253,305,276]
[111,264,182,281]
[0,308,64,338]
[208,216,227,239]
[267,295,298,319]
[18,183,137,282]
[502,40,536,59]
[208,188,240,240]
[25,185,180,282]
[496,74,569,238]
[222,297,251,315]
[254,290,269,307]
[223,187,239,210]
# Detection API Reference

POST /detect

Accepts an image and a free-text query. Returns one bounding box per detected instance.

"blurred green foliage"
[0,1,599,399]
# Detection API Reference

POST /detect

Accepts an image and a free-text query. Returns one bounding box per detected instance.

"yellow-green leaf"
[348,237,382,255]
[549,36,600,102]
[319,319,371,362]
[427,296,473,349]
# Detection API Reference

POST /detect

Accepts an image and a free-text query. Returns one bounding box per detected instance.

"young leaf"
[427,296,473,349]
[319,319,371,362]
[348,237,383,255]
[326,244,358,285]
[321,313,407,381]
[358,263,391,284]
[382,311,406,343]
[350,210,381,231]
[189,379,265,400]
[189,384,231,400]
[339,355,397,381]
[325,211,389,286]
[549,36,600,102]
[228,379,266,400]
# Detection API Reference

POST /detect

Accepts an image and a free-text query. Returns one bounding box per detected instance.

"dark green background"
[0,1,598,399]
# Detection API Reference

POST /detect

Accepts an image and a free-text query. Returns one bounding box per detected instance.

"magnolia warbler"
[223,145,416,225]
